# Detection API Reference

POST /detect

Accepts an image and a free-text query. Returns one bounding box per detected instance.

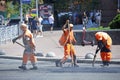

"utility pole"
[36,0,38,17]
[20,0,23,23]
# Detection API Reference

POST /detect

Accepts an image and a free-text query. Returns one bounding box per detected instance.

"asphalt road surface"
[0,59,120,80]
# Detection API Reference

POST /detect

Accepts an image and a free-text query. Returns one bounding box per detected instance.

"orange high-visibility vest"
[59,29,75,46]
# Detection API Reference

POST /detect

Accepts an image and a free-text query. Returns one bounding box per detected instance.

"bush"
[87,26,110,31]
[109,14,120,29]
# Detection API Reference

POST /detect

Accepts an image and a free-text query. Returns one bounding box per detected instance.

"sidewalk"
[0,30,120,64]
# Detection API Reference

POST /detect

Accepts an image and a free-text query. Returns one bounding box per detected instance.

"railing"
[0,25,19,45]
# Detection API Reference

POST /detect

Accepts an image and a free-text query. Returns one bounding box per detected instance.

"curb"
[0,55,120,65]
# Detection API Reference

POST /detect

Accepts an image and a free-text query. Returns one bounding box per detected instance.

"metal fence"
[0,25,19,45]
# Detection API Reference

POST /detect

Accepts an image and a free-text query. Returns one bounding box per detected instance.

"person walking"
[12,23,38,70]
[95,10,102,26]
[82,11,88,29]
[95,32,112,67]
[31,17,39,38]
[56,20,79,67]
[48,14,54,32]
[37,16,43,37]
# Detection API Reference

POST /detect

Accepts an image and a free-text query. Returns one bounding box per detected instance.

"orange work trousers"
[63,43,76,60]
[100,52,112,62]
[22,53,37,64]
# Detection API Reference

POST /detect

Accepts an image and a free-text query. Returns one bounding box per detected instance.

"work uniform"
[57,23,78,67]
[13,23,37,70]
[63,29,76,60]
[95,32,112,66]
[22,29,37,67]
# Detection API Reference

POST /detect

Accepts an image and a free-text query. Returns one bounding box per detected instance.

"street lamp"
[118,0,120,9]
[117,0,120,13]
[20,0,23,23]
[36,0,38,17]
[20,0,32,23]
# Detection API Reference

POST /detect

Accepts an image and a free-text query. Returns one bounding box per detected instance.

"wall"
[99,0,117,26]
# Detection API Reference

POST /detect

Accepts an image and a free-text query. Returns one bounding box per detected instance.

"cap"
[69,24,73,28]
[95,32,102,40]
[20,23,28,28]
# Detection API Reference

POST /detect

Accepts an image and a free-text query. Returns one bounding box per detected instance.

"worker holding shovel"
[56,20,79,67]
[12,23,38,70]
[94,32,112,67]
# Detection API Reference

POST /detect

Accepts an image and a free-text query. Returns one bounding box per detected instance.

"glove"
[12,38,17,43]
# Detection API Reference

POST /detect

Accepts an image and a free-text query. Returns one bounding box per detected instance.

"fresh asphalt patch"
[0,59,120,73]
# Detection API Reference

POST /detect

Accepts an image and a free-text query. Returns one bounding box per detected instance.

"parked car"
[7,18,21,26]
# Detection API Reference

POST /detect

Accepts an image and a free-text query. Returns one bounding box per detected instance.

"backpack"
[59,32,69,46]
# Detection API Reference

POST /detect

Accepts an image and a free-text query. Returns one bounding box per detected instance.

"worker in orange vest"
[12,23,37,70]
[56,20,79,67]
[95,32,112,67]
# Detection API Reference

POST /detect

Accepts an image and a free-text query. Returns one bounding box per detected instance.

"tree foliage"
[109,14,120,29]
[6,0,43,18]
[5,0,99,18]
[6,1,19,18]
[22,0,36,15]
[54,0,99,12]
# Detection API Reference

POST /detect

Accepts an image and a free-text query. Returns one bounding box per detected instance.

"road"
[0,59,120,80]
[0,24,120,80]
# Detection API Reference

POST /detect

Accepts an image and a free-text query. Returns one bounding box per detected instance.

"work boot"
[101,61,109,67]
[30,66,38,70]
[74,63,79,67]
[55,60,60,67]
[73,55,79,67]
[106,61,110,66]
[100,64,105,67]
[55,60,63,67]
[18,66,27,70]
[59,62,63,67]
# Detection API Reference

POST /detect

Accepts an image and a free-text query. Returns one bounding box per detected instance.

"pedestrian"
[95,10,101,26]
[37,16,43,37]
[24,20,29,29]
[48,14,54,32]
[82,11,88,29]
[56,20,79,67]
[95,32,112,67]
[88,10,93,27]
[31,17,39,38]
[12,23,38,70]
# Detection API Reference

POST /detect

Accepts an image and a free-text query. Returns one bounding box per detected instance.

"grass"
[87,26,110,31]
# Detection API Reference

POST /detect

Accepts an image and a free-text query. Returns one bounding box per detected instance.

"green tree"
[5,0,99,18]
[109,14,120,29]
[6,0,44,18]
[22,0,36,16]
[6,1,19,18]
[54,0,99,12]
[54,0,71,12]
[39,0,44,4]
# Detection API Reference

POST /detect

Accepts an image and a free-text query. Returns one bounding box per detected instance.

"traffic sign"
[22,0,31,4]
